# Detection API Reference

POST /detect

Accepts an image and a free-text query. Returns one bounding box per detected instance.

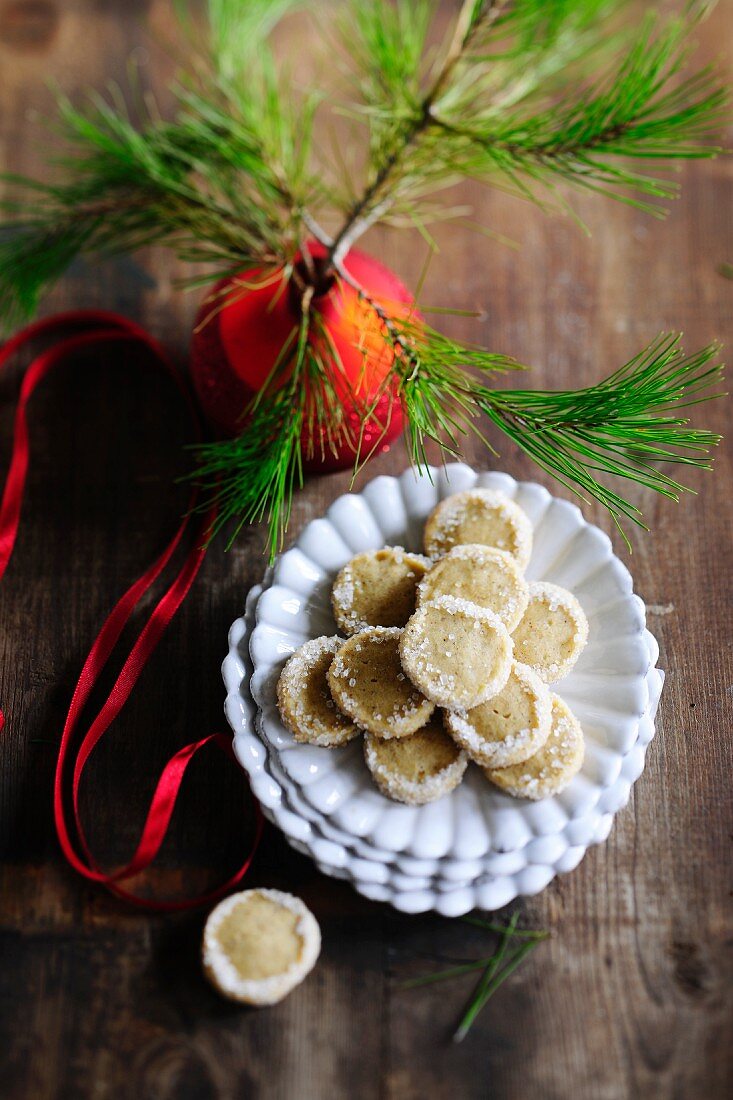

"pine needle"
[478,335,725,546]
[443,16,729,215]
[359,310,724,549]
[0,3,317,325]
[187,270,724,557]
[453,922,546,1043]
[332,0,727,241]
[399,912,549,1042]
[401,957,502,989]
[188,285,357,559]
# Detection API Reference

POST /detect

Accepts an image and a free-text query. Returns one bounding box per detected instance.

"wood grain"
[1,2,731,1097]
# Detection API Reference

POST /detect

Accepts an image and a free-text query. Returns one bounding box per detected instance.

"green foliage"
[373,315,520,469]
[190,283,356,558]
[204,0,302,80]
[479,336,724,541]
[342,0,432,177]
[189,283,723,556]
[0,216,94,329]
[190,366,307,560]
[446,17,728,214]
[2,0,727,321]
[402,911,549,1041]
[337,0,727,235]
[379,319,724,549]
[0,0,727,552]
[348,0,432,108]
[0,0,315,324]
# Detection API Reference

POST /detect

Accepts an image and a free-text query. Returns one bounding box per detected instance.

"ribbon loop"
[0,311,262,909]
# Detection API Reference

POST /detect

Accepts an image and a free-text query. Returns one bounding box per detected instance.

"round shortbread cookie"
[327,626,435,738]
[484,693,585,801]
[277,636,360,747]
[445,661,552,768]
[417,544,529,631]
[364,714,468,805]
[423,488,533,568]
[399,595,513,710]
[202,889,321,1006]
[331,547,431,635]
[511,581,589,683]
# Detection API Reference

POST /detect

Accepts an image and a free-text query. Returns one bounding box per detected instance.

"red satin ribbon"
[0,310,263,910]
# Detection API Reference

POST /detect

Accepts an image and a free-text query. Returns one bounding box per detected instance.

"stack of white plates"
[223,465,663,916]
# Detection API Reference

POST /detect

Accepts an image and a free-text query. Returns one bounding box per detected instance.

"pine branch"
[392,327,724,548]
[326,0,506,264]
[189,283,358,558]
[478,335,725,541]
[454,923,545,1043]
[0,1,727,323]
[0,3,315,327]
[435,17,728,214]
[331,257,724,548]
[332,1,727,248]
[203,0,303,83]
[401,913,549,1042]
[189,310,306,559]
[0,0,726,553]
[191,240,724,555]
[0,216,98,329]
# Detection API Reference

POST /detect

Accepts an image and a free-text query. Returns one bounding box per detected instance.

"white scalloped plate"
[250,468,652,849]
[225,584,662,915]
[223,465,664,913]
[247,580,661,886]
[227,582,661,909]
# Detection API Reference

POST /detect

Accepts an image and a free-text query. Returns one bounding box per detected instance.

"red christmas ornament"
[190,243,413,472]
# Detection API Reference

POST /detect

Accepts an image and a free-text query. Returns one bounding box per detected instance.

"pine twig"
[401,957,501,989]
[333,0,727,249]
[330,262,724,551]
[478,334,725,546]
[188,280,363,558]
[399,913,549,1042]
[326,0,509,266]
[453,925,546,1043]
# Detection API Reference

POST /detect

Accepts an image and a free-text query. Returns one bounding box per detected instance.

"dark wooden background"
[1,2,731,1098]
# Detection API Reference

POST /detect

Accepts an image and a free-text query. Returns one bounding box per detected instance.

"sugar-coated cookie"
[485,694,585,800]
[445,661,552,768]
[328,626,435,738]
[364,714,468,805]
[512,581,589,683]
[331,547,431,635]
[399,594,513,710]
[203,889,321,1006]
[423,488,533,568]
[417,544,529,631]
[277,636,360,747]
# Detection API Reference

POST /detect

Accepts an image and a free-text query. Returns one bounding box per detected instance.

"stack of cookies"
[277,488,589,806]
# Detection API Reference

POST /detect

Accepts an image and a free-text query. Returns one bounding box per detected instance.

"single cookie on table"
[364,713,468,805]
[484,694,585,801]
[331,547,431,635]
[328,626,435,738]
[423,488,533,568]
[445,660,552,768]
[277,636,360,747]
[417,544,529,631]
[202,889,321,1006]
[399,594,513,711]
[512,581,589,683]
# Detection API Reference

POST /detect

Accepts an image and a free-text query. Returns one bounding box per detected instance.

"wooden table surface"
[1,3,731,1098]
